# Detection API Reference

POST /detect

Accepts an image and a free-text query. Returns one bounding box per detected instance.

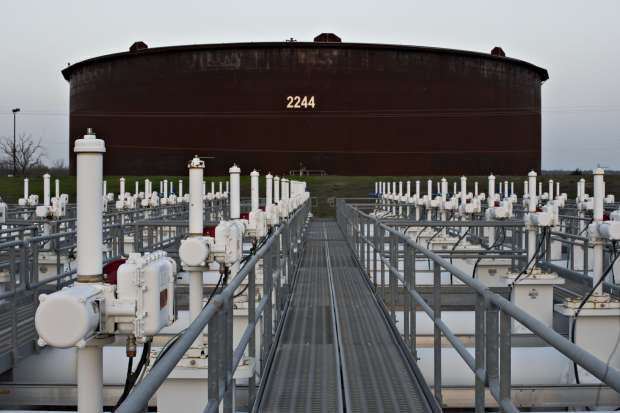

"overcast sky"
[1,0,619,170]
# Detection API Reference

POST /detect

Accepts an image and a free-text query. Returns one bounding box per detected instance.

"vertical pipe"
[538,182,542,197]
[528,171,538,263]
[163,180,168,198]
[179,180,184,198]
[202,181,206,197]
[226,181,229,194]
[211,181,215,195]
[406,181,411,198]
[524,181,528,197]
[503,180,508,199]
[188,156,205,322]
[498,182,503,198]
[135,181,139,196]
[77,345,103,413]
[188,157,205,234]
[548,180,554,201]
[74,128,106,413]
[274,176,281,203]
[556,181,560,198]
[266,173,273,206]
[23,178,29,199]
[593,168,605,295]
[282,178,289,201]
[488,174,495,202]
[250,170,259,212]
[219,181,223,195]
[43,173,50,206]
[229,164,241,219]
[74,129,105,281]
[119,177,125,200]
[102,180,107,198]
[474,181,479,197]
[510,182,514,197]
[460,176,467,205]
[398,181,403,197]
[55,178,60,199]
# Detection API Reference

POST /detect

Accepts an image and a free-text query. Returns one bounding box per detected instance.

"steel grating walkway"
[256,220,437,413]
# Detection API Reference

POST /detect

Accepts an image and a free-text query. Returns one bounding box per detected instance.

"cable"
[511,227,548,286]
[113,339,152,411]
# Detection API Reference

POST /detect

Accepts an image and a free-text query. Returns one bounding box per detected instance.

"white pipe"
[74,129,105,279]
[556,181,560,198]
[398,181,403,197]
[119,177,125,200]
[510,182,514,196]
[460,176,467,205]
[452,182,456,196]
[202,181,206,196]
[77,345,103,413]
[282,178,290,201]
[179,180,183,198]
[427,179,432,198]
[488,174,495,197]
[474,181,478,196]
[538,181,542,197]
[43,173,50,206]
[503,180,508,199]
[210,181,214,195]
[250,170,259,212]
[55,178,60,199]
[188,157,204,234]
[219,181,223,195]
[170,181,174,195]
[548,179,554,201]
[441,178,447,200]
[524,181,528,197]
[266,173,273,206]
[163,180,168,198]
[102,180,106,197]
[23,178,29,199]
[145,179,151,197]
[226,181,229,194]
[274,176,281,203]
[593,168,605,295]
[415,181,420,199]
[528,171,538,263]
[229,165,241,219]
[406,181,411,198]
[498,182,503,198]
[135,181,139,196]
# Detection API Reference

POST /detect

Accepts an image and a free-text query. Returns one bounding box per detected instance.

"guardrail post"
[224,295,234,413]
[475,295,485,413]
[486,301,499,403]
[208,302,222,408]
[499,310,512,413]
[433,261,442,405]
[404,242,412,354]
[263,242,273,365]
[248,264,257,407]
[389,233,397,321]
[374,221,380,288]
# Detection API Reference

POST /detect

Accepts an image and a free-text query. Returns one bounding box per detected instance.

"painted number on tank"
[286,96,316,109]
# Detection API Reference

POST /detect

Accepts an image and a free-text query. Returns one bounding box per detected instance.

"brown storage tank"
[62,36,548,176]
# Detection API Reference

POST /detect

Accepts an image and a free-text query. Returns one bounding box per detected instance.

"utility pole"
[12,108,20,176]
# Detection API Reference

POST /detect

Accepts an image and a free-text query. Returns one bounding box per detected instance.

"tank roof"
[62,41,548,81]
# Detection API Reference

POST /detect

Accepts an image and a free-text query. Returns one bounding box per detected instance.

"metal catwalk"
[256,220,437,413]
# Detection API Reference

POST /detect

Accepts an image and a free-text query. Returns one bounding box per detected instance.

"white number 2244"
[286,95,316,109]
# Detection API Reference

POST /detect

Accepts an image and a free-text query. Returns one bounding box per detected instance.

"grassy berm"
[0,173,617,218]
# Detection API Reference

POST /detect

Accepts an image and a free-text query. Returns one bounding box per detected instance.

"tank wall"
[67,45,543,176]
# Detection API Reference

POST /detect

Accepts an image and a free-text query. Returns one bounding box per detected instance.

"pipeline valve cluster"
[34,251,176,349]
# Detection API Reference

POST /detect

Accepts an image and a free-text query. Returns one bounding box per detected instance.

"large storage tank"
[62,35,548,176]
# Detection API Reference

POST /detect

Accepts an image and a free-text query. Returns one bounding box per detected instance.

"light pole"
[12,108,20,176]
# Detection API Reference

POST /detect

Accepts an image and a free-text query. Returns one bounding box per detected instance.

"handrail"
[116,201,309,413]
[338,199,620,411]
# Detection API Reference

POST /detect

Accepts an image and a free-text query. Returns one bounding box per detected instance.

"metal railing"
[337,199,620,412]
[115,200,311,413]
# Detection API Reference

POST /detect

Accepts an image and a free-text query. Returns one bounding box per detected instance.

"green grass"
[1,173,615,217]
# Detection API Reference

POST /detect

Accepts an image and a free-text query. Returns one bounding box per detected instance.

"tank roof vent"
[314,33,342,43]
[129,41,149,52]
[491,46,506,57]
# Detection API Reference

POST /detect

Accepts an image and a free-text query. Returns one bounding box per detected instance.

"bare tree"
[0,133,45,176]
